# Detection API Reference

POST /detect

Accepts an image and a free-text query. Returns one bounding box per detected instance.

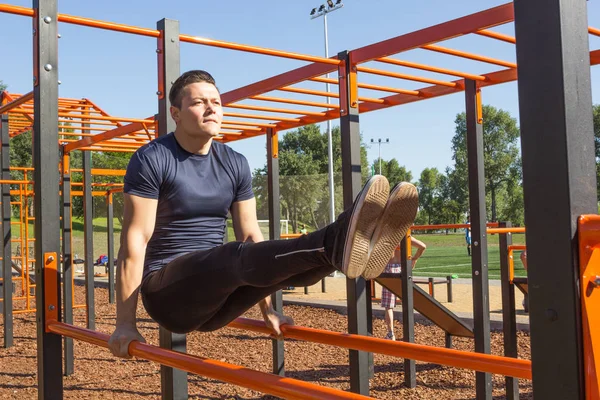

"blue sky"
[1,0,599,179]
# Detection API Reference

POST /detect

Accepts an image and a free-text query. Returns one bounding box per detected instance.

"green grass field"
[10,218,526,280]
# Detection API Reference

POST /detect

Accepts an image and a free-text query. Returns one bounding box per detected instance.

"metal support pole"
[83,150,94,330]
[338,50,370,396]
[156,18,187,400]
[266,127,285,376]
[464,79,491,400]
[400,235,416,387]
[499,222,518,399]
[33,0,64,396]
[446,275,453,303]
[61,150,74,375]
[106,192,115,304]
[1,112,12,349]
[514,0,595,397]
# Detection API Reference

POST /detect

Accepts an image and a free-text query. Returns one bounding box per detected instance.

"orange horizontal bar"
[487,227,526,235]
[12,108,155,125]
[223,112,300,123]
[0,179,34,185]
[69,168,126,176]
[64,121,145,153]
[281,233,303,239]
[357,66,458,88]
[46,321,372,400]
[508,245,527,251]
[589,27,600,37]
[0,91,33,114]
[278,86,383,104]
[78,147,137,153]
[411,222,500,230]
[229,318,531,379]
[220,124,263,132]
[71,191,118,197]
[179,34,339,66]
[252,95,340,109]
[222,119,275,128]
[376,58,486,81]
[422,44,517,69]
[310,77,422,97]
[226,104,326,117]
[475,29,516,44]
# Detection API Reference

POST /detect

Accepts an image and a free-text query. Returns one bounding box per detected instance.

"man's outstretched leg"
[141,175,399,333]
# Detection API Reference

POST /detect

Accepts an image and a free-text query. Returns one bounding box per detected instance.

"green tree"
[451,105,521,221]
[417,167,442,225]
[0,80,6,92]
[371,158,412,187]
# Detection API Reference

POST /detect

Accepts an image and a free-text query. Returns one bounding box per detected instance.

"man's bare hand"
[262,309,294,338]
[108,325,146,359]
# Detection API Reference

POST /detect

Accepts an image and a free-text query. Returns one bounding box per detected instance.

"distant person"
[299,224,308,235]
[380,236,427,340]
[465,215,471,256]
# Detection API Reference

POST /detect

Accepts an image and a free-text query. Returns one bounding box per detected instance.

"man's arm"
[410,236,427,268]
[108,193,158,358]
[230,198,293,335]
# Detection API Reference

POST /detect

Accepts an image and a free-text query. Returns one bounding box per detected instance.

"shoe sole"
[361,182,419,280]
[342,176,390,279]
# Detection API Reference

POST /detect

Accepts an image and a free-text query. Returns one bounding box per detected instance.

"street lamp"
[310,0,344,224]
[371,138,390,175]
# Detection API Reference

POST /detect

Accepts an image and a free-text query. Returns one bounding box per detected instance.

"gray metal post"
[106,192,115,304]
[1,112,12,349]
[514,0,595,397]
[83,150,94,330]
[266,128,285,376]
[400,235,416,387]
[156,18,187,400]
[338,50,370,396]
[61,150,74,375]
[464,79,491,400]
[33,0,64,396]
[499,222,518,399]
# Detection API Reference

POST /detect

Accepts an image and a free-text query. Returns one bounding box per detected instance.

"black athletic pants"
[140,226,336,333]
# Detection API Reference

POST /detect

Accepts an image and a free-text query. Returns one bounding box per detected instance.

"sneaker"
[384,331,396,341]
[361,182,419,280]
[326,175,390,279]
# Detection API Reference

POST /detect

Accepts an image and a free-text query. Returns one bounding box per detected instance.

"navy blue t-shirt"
[124,133,254,276]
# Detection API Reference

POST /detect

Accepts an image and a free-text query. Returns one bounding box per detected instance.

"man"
[108,70,419,358]
[379,236,427,340]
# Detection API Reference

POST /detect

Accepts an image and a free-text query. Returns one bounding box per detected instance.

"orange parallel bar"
[508,245,527,251]
[78,147,137,153]
[310,77,421,97]
[475,29,516,44]
[45,321,372,400]
[281,233,303,239]
[357,65,458,88]
[64,121,146,153]
[578,215,600,400]
[179,34,339,66]
[223,111,301,123]
[411,222,500,230]
[11,108,155,124]
[589,27,600,37]
[229,318,531,379]
[422,44,517,69]
[0,179,34,184]
[220,124,263,132]
[252,95,340,109]
[507,245,526,283]
[226,104,326,117]
[376,58,486,81]
[222,119,276,128]
[71,168,127,176]
[487,227,526,235]
[278,86,385,104]
[0,4,160,37]
[0,91,33,114]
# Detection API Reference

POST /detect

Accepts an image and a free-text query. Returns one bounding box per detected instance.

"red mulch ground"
[0,285,532,399]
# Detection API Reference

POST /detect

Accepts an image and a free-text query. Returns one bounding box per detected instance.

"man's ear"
[170,105,180,124]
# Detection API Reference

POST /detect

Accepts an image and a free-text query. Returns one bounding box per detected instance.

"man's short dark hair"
[169,70,218,109]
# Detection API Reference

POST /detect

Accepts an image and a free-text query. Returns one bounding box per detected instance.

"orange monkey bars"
[44,321,372,400]
[2,2,600,150]
[229,318,532,379]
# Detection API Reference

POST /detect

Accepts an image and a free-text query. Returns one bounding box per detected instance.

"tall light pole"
[371,138,390,175]
[310,0,343,224]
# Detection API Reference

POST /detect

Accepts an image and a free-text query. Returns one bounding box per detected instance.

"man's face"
[171,81,223,138]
